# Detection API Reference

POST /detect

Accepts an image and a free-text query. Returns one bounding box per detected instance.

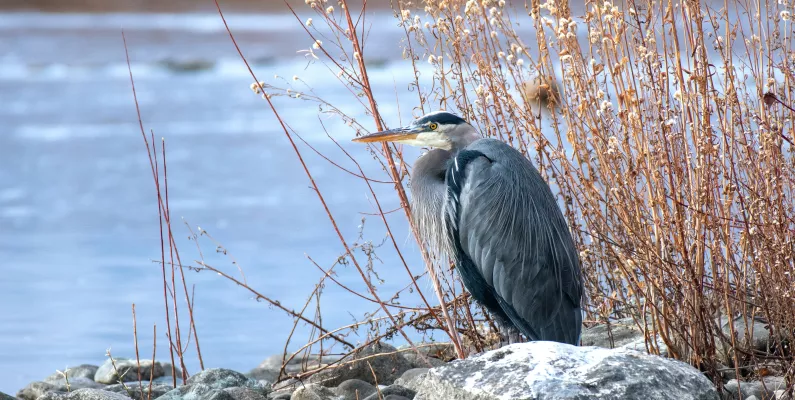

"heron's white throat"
[397,131,452,150]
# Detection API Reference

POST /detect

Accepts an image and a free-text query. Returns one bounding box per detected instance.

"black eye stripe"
[416,111,466,126]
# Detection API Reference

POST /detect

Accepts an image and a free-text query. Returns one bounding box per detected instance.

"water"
[0,11,430,393]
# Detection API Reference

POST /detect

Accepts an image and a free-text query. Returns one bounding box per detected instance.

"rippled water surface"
[0,11,431,393]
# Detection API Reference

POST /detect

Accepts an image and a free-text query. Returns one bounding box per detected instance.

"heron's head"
[352,111,479,151]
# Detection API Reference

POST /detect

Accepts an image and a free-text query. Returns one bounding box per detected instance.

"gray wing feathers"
[456,139,583,344]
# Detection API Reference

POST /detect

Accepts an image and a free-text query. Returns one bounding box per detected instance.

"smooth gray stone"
[289,384,336,400]
[104,382,172,400]
[724,376,787,400]
[267,392,291,400]
[94,359,164,384]
[333,379,376,400]
[186,368,261,390]
[246,368,279,386]
[717,316,774,364]
[17,381,57,400]
[159,383,235,400]
[257,354,341,377]
[308,342,411,387]
[362,384,414,400]
[400,353,445,369]
[15,379,102,400]
[152,375,183,386]
[396,344,454,361]
[158,369,268,400]
[160,363,183,378]
[580,317,644,348]
[36,389,131,400]
[412,342,719,400]
[223,387,270,400]
[392,369,428,392]
[44,366,100,383]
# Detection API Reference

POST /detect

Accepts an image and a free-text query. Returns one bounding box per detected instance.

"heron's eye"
[429,122,438,130]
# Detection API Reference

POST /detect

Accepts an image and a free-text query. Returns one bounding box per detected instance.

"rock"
[161,363,183,378]
[186,368,260,389]
[104,382,173,400]
[36,388,132,400]
[616,334,669,357]
[268,392,291,400]
[158,369,268,400]
[400,353,445,369]
[412,342,719,400]
[50,378,105,391]
[269,379,302,400]
[289,384,337,400]
[362,384,415,400]
[247,368,279,385]
[580,318,668,357]
[309,342,412,387]
[392,369,428,392]
[94,359,164,384]
[397,344,454,362]
[397,344,452,369]
[17,377,105,399]
[717,316,773,363]
[224,387,270,400]
[380,397,410,400]
[44,365,100,383]
[17,381,58,400]
[152,375,182,386]
[724,376,787,400]
[159,383,234,400]
[334,379,376,400]
[580,317,644,348]
[253,353,341,388]
[258,354,341,376]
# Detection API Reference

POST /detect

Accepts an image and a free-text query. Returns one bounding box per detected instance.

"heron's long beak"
[352,126,421,143]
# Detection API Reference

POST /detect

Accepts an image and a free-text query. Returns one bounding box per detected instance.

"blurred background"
[0,0,428,394]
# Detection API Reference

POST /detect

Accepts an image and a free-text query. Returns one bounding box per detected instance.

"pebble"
[333,379,376,400]
[158,368,268,400]
[307,342,412,387]
[103,382,173,400]
[289,383,336,400]
[93,359,164,384]
[44,365,99,383]
[364,384,415,400]
[392,368,428,391]
[37,388,132,400]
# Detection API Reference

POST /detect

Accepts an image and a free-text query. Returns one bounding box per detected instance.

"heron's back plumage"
[442,138,583,345]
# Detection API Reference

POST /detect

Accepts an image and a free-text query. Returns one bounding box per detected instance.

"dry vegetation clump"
[130,0,795,393]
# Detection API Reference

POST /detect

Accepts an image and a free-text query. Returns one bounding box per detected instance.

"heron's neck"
[410,149,451,256]
[450,124,481,153]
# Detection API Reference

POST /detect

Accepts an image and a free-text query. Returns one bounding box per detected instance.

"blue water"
[0,12,433,393]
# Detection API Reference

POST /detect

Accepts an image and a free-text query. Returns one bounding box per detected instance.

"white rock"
[412,341,718,400]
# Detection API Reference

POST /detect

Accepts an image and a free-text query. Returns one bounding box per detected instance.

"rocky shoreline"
[6,319,789,400]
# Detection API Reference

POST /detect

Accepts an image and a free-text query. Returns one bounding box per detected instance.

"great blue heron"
[353,111,583,345]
